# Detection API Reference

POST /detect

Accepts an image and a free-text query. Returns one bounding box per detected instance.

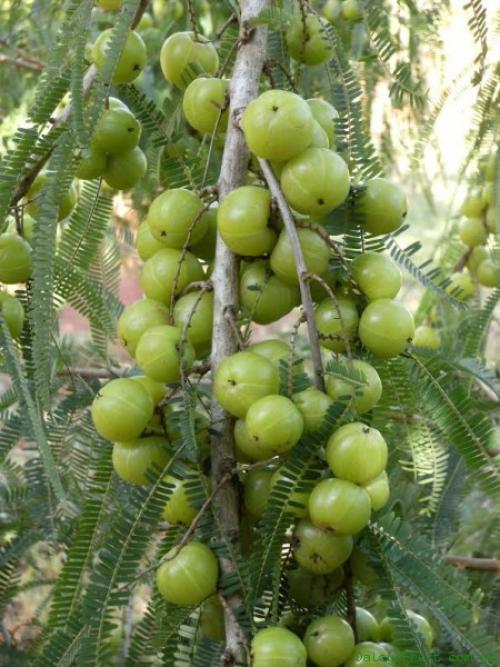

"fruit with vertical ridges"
[351,252,401,300]
[304,615,355,667]
[112,436,169,484]
[459,217,488,247]
[147,189,206,248]
[91,378,154,442]
[460,193,485,218]
[103,147,147,190]
[156,541,218,605]
[358,298,415,357]
[341,0,362,21]
[308,478,371,534]
[131,376,166,405]
[251,627,307,667]
[314,297,359,352]
[271,228,330,286]
[182,77,229,133]
[162,475,198,524]
[117,298,170,357]
[240,261,300,324]
[326,422,388,484]
[140,248,204,305]
[356,178,407,236]
[293,518,353,573]
[173,290,213,357]
[249,339,291,368]
[323,0,343,23]
[76,147,107,180]
[413,325,441,350]
[92,108,141,156]
[242,90,315,162]
[325,358,382,413]
[244,395,304,458]
[200,595,225,640]
[135,324,195,383]
[363,471,390,510]
[243,468,274,519]
[0,292,24,338]
[477,259,499,287]
[307,98,338,146]
[160,31,219,89]
[286,14,334,66]
[466,245,488,273]
[292,387,333,432]
[136,222,168,261]
[92,29,147,84]
[355,607,380,642]
[281,148,350,216]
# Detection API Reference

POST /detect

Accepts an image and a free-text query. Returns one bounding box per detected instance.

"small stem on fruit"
[444,556,500,572]
[202,93,230,188]
[343,557,358,643]
[258,157,325,391]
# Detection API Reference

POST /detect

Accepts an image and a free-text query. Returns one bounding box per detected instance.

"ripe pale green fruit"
[156,541,218,606]
[459,217,488,247]
[363,470,390,510]
[292,387,333,432]
[359,298,415,357]
[214,351,279,418]
[445,271,475,301]
[131,375,166,405]
[112,436,169,484]
[477,259,499,287]
[293,518,353,574]
[136,12,154,31]
[355,607,380,642]
[314,297,359,352]
[117,298,170,357]
[281,148,350,216]
[460,193,485,219]
[240,261,300,324]
[217,186,276,257]
[323,0,342,23]
[481,182,493,207]
[344,642,389,667]
[351,252,401,300]
[173,290,213,356]
[0,234,32,284]
[190,208,218,261]
[135,324,195,383]
[287,567,344,607]
[91,378,154,442]
[341,0,362,21]
[147,189,206,248]
[242,90,314,162]
[466,245,489,273]
[140,248,204,305]
[92,108,141,156]
[103,147,147,190]
[200,595,225,641]
[271,228,330,286]
[286,14,334,66]
[96,0,122,9]
[0,292,24,338]
[304,616,355,667]
[234,419,257,461]
[309,478,371,534]
[92,29,147,84]
[270,468,310,518]
[162,474,198,524]
[413,325,441,350]
[307,98,338,146]
[243,468,273,519]
[136,222,168,261]
[325,358,382,413]
[407,610,434,648]
[76,147,107,180]
[183,77,229,133]
[309,121,330,149]
[25,174,77,221]
[245,395,304,458]
[251,627,307,667]
[160,31,219,89]
[249,339,290,367]
[356,178,407,236]
[326,422,388,484]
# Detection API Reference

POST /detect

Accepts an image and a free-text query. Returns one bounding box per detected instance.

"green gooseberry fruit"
[323,0,343,23]
[131,375,166,405]
[344,642,389,667]
[26,174,77,221]
[0,233,32,283]
[243,468,274,519]
[350,550,377,586]
[477,259,499,287]
[460,193,485,218]
[112,436,169,484]
[355,607,380,642]
[0,292,24,338]
[271,228,330,286]
[160,31,219,89]
[445,271,475,301]
[76,147,108,180]
[96,0,122,9]
[240,261,300,324]
[358,298,415,357]
[244,395,304,459]
[407,610,434,648]
[281,148,350,217]
[325,358,382,414]
[163,474,198,525]
[249,339,290,367]
[459,217,488,247]
[135,324,195,383]
[293,518,353,574]
[91,378,154,441]
[103,147,147,190]
[92,29,147,84]
[413,325,441,350]
[242,89,314,162]
[200,594,225,641]
[214,351,279,418]
[351,252,401,300]
[467,245,489,273]
[189,207,218,261]
[136,12,154,30]
[304,615,355,667]
[363,470,390,511]
[156,541,218,606]
[308,478,371,534]
[481,182,493,207]
[309,121,330,149]
[140,248,204,305]
[314,297,359,352]
[270,467,310,518]
[136,221,168,261]
[307,98,338,147]
[183,77,229,134]
[217,186,276,257]
[92,107,141,156]
[117,298,170,357]
[286,13,334,66]
[356,178,407,236]
[173,290,213,357]
[147,189,206,249]
[251,627,307,667]
[292,387,333,432]
[287,567,344,608]
[341,0,363,21]
[326,422,388,484]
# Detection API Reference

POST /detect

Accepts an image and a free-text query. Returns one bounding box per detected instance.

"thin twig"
[445,556,500,572]
[288,311,306,398]
[0,54,43,71]
[343,557,358,642]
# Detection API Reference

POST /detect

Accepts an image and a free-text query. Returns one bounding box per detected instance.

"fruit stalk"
[258,157,326,390]
[210,0,270,662]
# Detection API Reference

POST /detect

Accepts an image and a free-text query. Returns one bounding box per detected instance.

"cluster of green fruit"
[323,0,363,24]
